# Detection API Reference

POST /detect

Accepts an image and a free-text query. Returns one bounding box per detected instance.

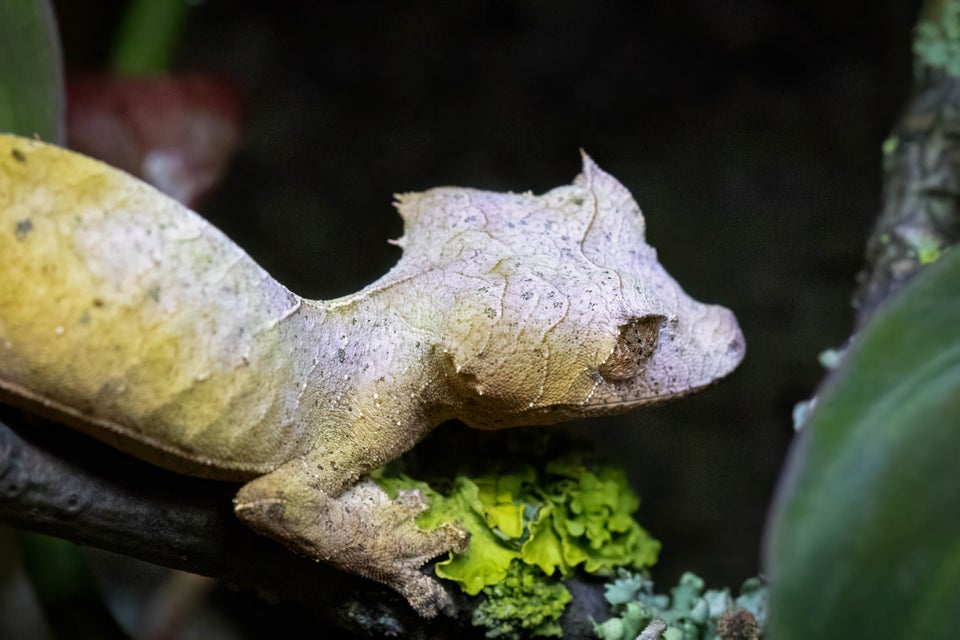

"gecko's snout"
[694,304,746,382]
[603,301,745,403]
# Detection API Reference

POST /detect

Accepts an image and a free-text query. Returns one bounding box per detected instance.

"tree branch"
[0,406,609,638]
[854,4,960,326]
[0,406,470,638]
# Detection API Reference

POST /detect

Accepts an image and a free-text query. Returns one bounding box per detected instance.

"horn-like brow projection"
[0,136,744,617]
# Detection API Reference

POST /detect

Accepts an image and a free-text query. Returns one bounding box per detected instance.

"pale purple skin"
[0,136,744,616]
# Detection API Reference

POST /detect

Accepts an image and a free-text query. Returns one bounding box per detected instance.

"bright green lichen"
[915,238,945,265]
[881,135,899,157]
[375,456,659,594]
[471,560,571,639]
[373,450,659,637]
[524,458,659,577]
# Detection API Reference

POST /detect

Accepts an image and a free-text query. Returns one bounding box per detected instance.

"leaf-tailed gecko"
[0,136,744,616]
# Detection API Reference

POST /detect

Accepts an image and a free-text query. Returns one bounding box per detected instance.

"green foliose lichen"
[375,456,659,593]
[373,453,659,637]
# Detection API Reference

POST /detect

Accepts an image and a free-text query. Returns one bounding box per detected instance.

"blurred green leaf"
[111,0,190,74]
[20,533,128,640]
[0,0,64,142]
[765,249,960,639]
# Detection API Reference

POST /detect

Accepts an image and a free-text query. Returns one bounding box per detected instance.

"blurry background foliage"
[0,0,63,142]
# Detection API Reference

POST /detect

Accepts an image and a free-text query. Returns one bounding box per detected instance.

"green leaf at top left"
[0,0,64,142]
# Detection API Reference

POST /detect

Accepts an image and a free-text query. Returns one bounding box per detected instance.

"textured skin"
[0,136,744,616]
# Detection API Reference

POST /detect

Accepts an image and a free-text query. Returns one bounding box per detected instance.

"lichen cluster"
[595,572,767,640]
[374,452,659,637]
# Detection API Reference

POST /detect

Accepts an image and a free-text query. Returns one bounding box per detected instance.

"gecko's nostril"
[728,333,745,356]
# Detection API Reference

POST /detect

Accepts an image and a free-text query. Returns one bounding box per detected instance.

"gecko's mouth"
[490,379,714,428]
[554,378,723,415]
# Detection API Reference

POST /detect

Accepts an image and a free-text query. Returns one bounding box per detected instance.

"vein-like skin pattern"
[0,136,744,617]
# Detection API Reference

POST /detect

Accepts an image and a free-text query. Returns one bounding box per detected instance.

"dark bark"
[0,405,480,638]
[0,404,614,638]
[855,70,960,327]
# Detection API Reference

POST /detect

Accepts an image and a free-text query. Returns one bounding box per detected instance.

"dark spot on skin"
[11,148,26,163]
[92,298,105,307]
[65,493,82,512]
[14,219,32,240]
[728,334,745,355]
[266,502,284,519]
[146,285,161,302]
[337,348,346,363]
[484,307,497,319]
[79,311,91,325]
[571,196,584,206]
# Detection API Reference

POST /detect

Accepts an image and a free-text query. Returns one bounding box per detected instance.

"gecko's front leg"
[233,446,468,617]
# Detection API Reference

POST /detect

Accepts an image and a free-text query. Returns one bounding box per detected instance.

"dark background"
[49,0,921,629]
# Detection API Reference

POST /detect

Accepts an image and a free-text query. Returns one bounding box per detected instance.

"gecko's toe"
[404,575,456,619]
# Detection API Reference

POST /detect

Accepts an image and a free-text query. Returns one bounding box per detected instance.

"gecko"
[0,135,744,617]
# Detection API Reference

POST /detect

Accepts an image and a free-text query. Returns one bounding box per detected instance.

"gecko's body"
[0,136,744,616]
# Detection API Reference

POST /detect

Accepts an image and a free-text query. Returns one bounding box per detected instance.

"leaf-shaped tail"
[0,135,315,479]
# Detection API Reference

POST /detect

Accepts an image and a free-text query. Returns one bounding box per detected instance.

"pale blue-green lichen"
[594,571,767,640]
[914,0,960,76]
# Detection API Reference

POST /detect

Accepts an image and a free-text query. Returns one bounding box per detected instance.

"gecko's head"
[562,285,746,420]
[396,154,745,428]
[447,278,745,429]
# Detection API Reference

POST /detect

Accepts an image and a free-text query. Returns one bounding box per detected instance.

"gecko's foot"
[356,484,470,617]
[235,474,469,618]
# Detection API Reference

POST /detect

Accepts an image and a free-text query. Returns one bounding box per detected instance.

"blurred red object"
[67,73,244,207]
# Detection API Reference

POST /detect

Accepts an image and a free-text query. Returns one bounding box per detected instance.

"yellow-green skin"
[0,136,744,616]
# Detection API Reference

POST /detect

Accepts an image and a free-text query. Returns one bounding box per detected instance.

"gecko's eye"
[598,315,664,381]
